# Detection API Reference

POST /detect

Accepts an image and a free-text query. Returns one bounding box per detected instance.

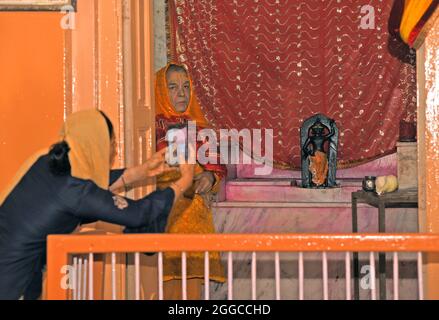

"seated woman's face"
[167,70,191,113]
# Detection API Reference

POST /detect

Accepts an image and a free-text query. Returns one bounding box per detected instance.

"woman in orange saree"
[155,63,227,300]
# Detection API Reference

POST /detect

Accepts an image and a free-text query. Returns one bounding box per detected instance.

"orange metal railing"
[46,233,439,300]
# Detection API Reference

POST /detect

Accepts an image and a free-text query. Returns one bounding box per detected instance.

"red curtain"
[168,0,417,169]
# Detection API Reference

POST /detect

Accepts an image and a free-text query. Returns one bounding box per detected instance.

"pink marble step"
[225,179,363,203]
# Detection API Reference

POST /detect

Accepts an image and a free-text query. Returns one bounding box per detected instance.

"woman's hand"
[109,148,177,193]
[141,148,177,178]
[194,171,215,194]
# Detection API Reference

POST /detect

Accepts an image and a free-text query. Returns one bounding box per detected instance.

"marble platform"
[205,152,420,300]
[208,176,419,300]
[225,179,361,203]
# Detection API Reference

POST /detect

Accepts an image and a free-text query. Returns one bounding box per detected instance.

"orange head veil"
[155,63,210,128]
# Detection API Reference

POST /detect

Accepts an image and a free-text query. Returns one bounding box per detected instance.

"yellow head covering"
[61,109,110,189]
[155,63,210,128]
[0,109,111,206]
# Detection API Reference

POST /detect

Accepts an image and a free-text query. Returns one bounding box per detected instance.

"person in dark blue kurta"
[0,110,195,300]
[0,156,173,300]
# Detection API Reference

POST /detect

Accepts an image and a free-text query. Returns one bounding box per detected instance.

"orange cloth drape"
[309,151,329,187]
[400,0,439,48]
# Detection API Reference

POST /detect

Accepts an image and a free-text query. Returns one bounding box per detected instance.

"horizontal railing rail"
[47,234,439,300]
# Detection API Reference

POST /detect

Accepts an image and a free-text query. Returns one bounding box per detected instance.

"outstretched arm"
[72,159,195,230]
[325,120,336,139]
[110,148,177,193]
[65,180,175,230]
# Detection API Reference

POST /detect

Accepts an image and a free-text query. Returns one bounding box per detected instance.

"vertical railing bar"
[135,253,140,301]
[418,252,424,300]
[322,252,329,301]
[299,252,304,301]
[182,252,187,301]
[72,257,78,301]
[83,258,88,300]
[370,252,377,301]
[158,252,164,301]
[204,252,210,301]
[275,252,281,300]
[345,252,351,301]
[111,253,117,300]
[77,257,83,301]
[252,252,257,301]
[89,253,94,301]
[393,252,399,301]
[228,252,233,300]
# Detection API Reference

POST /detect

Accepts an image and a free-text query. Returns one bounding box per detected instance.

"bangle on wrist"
[121,175,130,193]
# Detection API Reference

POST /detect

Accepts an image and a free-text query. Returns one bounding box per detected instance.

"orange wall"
[0,13,64,191]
